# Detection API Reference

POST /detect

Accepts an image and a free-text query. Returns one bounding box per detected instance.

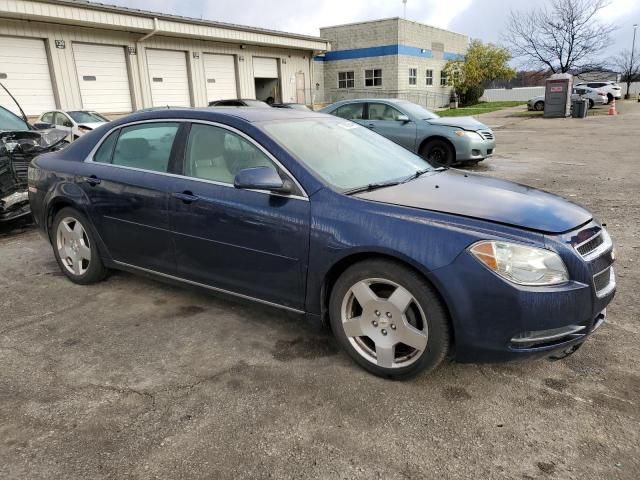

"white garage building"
[0,0,329,116]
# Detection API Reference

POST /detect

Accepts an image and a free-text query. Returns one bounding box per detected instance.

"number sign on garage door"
[73,43,133,113]
[203,54,238,102]
[0,36,56,116]
[253,57,279,78]
[146,49,191,107]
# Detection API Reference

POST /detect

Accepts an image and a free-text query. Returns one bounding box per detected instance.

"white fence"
[480,87,545,102]
[481,82,640,102]
[623,82,640,95]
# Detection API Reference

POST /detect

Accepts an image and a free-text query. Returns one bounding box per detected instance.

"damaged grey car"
[1,86,68,223]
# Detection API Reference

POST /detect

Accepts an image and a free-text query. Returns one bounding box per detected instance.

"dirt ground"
[1,102,638,480]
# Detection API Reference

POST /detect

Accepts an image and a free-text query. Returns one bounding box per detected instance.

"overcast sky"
[103,0,639,64]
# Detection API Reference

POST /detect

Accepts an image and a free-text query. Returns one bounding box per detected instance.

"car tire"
[607,93,613,104]
[534,101,544,111]
[329,259,451,379]
[419,139,455,167]
[588,99,594,109]
[52,207,107,285]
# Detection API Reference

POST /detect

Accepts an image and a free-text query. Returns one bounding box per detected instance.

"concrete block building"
[0,0,329,117]
[314,18,468,108]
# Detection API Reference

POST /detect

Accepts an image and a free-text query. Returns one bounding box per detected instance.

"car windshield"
[262,118,432,191]
[0,106,29,130]
[68,111,109,123]
[394,101,440,120]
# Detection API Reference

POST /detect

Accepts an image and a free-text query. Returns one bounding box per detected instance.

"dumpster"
[571,98,588,118]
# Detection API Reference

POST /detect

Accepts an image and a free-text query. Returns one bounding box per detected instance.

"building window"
[364,69,382,87]
[440,71,448,86]
[426,69,433,86]
[408,68,417,86]
[338,71,354,89]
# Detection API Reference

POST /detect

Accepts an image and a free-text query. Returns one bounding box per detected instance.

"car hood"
[355,170,592,234]
[426,116,489,131]
[77,122,105,129]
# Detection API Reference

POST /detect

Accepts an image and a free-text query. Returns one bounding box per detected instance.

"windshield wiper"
[401,167,446,184]
[343,180,402,195]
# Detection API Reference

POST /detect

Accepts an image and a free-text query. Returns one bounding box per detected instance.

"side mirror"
[397,114,410,123]
[234,166,292,194]
[32,122,54,130]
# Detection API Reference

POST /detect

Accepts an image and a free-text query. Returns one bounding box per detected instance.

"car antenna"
[0,81,30,127]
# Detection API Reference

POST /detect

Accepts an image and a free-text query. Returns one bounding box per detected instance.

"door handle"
[172,191,199,204]
[83,175,101,186]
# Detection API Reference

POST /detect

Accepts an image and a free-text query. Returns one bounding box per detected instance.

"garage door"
[0,36,56,116]
[146,49,191,107]
[203,54,237,102]
[73,43,132,113]
[253,57,278,78]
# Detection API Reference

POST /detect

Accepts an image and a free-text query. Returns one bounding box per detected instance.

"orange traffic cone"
[608,98,617,116]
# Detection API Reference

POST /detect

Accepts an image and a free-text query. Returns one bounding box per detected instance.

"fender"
[43,180,113,262]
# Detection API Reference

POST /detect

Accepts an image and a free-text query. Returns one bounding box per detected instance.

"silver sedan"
[320,99,495,166]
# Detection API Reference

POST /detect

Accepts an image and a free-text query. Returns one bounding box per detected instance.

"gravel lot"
[1,102,638,480]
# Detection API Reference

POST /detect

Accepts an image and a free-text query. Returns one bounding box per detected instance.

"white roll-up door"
[73,43,132,113]
[146,49,191,107]
[253,57,278,78]
[203,54,237,102]
[0,37,56,116]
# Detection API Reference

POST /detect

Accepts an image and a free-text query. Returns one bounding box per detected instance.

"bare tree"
[613,49,640,97]
[503,0,616,73]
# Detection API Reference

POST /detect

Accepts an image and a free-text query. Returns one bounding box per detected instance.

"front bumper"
[454,133,496,162]
[427,228,615,363]
[0,189,30,222]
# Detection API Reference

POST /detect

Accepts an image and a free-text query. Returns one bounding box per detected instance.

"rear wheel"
[607,93,613,104]
[588,99,594,109]
[52,207,107,284]
[419,139,455,167]
[329,259,451,379]
[534,101,544,111]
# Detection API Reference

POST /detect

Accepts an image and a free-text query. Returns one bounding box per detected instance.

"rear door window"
[334,103,365,120]
[110,122,179,172]
[94,130,120,163]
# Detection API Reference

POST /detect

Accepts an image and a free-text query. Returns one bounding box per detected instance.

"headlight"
[469,241,569,286]
[454,130,483,140]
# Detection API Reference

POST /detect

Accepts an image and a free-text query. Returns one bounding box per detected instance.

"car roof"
[110,107,328,125]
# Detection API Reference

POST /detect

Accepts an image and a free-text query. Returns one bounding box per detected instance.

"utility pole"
[630,24,638,98]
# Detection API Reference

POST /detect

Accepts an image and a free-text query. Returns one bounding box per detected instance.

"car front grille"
[573,228,616,297]
[576,232,604,256]
[479,130,494,140]
[9,154,31,181]
[593,267,613,293]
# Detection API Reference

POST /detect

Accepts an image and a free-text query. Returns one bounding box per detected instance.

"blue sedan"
[28,108,615,378]
[320,99,496,166]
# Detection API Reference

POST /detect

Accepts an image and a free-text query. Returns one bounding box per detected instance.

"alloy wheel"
[56,216,91,276]
[340,278,428,368]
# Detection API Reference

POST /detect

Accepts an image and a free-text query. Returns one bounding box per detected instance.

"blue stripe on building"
[313,44,463,62]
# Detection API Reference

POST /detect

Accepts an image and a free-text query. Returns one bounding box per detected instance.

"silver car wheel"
[340,278,428,369]
[56,216,91,276]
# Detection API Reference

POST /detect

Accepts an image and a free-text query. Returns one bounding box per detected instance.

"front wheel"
[52,207,107,284]
[419,139,455,167]
[534,101,544,111]
[329,259,451,379]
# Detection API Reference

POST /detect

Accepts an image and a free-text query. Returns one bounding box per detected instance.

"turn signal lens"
[469,241,569,286]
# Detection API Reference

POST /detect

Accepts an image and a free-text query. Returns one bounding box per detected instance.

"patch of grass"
[438,101,527,117]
